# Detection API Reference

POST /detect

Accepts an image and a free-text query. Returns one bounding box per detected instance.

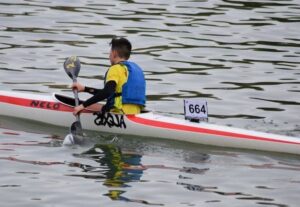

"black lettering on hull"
[94,112,126,129]
[30,100,61,110]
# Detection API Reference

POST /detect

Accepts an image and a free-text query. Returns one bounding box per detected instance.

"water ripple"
[1,1,300,205]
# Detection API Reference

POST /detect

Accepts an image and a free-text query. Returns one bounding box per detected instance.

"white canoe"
[0,90,300,155]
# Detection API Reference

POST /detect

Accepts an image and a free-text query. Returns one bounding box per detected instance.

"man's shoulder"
[109,64,125,71]
[106,64,127,80]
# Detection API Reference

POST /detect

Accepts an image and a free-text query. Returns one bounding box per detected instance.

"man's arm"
[82,81,116,108]
[84,86,100,95]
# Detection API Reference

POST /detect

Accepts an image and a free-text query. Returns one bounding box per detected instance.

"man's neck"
[113,57,126,65]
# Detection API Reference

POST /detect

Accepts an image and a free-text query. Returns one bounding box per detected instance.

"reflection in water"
[177,180,289,206]
[0,139,209,205]
[80,144,144,186]
[75,144,163,205]
[0,124,299,207]
[104,190,163,206]
[74,143,210,205]
[0,156,64,166]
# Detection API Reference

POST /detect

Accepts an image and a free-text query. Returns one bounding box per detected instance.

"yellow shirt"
[106,64,141,114]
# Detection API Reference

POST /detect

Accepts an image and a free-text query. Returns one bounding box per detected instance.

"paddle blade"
[64,56,81,79]
[70,121,84,144]
[63,133,75,146]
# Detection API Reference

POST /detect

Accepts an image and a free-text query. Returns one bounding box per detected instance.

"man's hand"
[72,82,85,92]
[73,104,84,116]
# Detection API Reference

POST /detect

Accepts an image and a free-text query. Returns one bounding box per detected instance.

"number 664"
[189,104,206,114]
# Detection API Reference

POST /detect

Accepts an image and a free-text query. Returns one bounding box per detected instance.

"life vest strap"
[115,92,122,97]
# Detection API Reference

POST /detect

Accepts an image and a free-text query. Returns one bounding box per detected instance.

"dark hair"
[110,37,132,60]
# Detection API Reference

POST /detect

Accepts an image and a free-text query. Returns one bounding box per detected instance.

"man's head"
[109,37,132,64]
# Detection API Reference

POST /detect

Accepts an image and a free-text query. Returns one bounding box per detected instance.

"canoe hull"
[1,90,300,155]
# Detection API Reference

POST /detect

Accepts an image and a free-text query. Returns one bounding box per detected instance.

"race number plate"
[184,99,208,121]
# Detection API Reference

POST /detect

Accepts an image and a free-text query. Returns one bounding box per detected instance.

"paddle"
[63,56,84,145]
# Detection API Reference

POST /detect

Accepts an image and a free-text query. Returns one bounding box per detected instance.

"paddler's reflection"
[75,143,208,205]
[80,144,145,187]
[77,143,159,204]
[78,144,166,205]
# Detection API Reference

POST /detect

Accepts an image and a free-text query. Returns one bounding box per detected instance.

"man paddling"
[72,37,146,115]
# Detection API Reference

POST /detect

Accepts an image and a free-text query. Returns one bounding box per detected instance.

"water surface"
[1,0,300,206]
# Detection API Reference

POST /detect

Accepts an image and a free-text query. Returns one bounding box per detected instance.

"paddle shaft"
[72,78,81,122]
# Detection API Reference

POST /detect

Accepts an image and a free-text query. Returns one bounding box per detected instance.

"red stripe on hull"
[0,95,74,112]
[128,116,300,145]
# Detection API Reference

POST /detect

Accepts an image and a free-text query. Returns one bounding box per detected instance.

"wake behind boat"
[0,90,300,155]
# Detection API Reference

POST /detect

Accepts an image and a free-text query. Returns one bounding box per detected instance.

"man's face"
[109,49,117,65]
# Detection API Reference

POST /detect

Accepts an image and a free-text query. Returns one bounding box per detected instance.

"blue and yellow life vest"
[105,61,146,111]
[121,61,146,106]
